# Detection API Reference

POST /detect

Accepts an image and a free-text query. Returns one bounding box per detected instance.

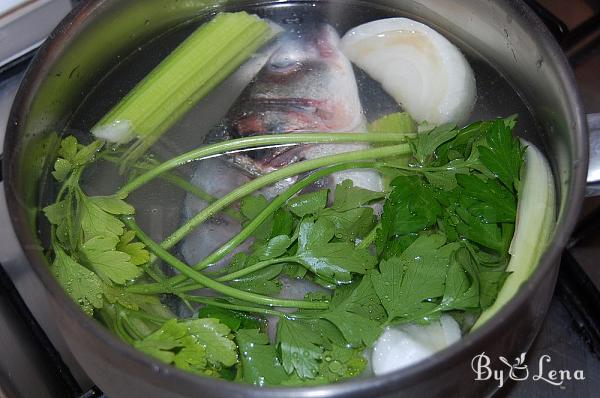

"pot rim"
[2,0,589,395]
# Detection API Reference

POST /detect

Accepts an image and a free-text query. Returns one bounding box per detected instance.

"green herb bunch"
[42,113,523,385]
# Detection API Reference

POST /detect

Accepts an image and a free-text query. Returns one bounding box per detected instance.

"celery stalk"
[91,12,277,169]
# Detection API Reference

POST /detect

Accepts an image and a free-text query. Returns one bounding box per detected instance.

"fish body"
[181,23,382,271]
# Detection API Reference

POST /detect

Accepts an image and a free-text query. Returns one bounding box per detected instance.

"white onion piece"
[340,18,476,125]
[371,315,461,375]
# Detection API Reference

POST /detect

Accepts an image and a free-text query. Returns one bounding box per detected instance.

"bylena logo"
[471,352,585,388]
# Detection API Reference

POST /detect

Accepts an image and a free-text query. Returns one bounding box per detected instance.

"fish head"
[231,24,364,136]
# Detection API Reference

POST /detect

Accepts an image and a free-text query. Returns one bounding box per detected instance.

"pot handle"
[586,113,600,197]
[524,2,600,196]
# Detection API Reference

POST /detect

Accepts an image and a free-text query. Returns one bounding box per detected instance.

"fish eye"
[270,55,300,70]
[267,42,306,74]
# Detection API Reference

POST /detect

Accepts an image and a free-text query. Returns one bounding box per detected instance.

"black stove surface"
[0,265,82,397]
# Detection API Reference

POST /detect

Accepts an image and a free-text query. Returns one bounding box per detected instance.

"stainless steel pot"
[2,0,595,397]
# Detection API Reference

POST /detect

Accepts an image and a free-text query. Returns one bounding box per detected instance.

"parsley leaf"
[43,201,66,225]
[295,242,377,284]
[381,176,442,236]
[198,306,261,331]
[316,345,366,382]
[441,247,480,310]
[229,278,282,295]
[199,306,241,331]
[116,230,150,266]
[456,174,516,223]
[102,285,172,317]
[276,318,323,378]
[479,271,510,308]
[236,329,288,385]
[173,344,210,375]
[57,136,78,162]
[239,205,296,250]
[433,120,489,165]
[287,189,328,217]
[454,204,503,252]
[55,136,102,167]
[320,276,385,345]
[80,195,133,240]
[134,320,209,374]
[297,218,335,251]
[319,207,376,241]
[423,170,459,191]
[80,235,142,285]
[221,252,284,295]
[102,286,174,338]
[88,196,135,214]
[253,235,292,260]
[134,318,237,375]
[376,232,419,260]
[72,140,103,166]
[371,234,450,322]
[52,158,73,182]
[289,211,377,283]
[185,318,238,367]
[411,123,457,164]
[330,180,385,212]
[240,195,268,219]
[134,319,190,363]
[51,246,104,316]
[280,345,367,386]
[271,208,295,237]
[44,190,81,251]
[478,119,524,193]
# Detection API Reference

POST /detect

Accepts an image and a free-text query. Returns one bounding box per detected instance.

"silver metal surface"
[0,74,21,153]
[586,113,600,196]
[0,73,93,391]
[0,0,72,68]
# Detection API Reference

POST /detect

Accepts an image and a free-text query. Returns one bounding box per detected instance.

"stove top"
[0,1,599,397]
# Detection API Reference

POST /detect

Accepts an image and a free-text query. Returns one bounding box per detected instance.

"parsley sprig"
[42,114,523,386]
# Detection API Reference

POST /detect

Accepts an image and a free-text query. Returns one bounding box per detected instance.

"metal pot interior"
[3,0,588,397]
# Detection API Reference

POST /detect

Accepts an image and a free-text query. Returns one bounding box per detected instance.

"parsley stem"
[155,144,410,252]
[217,257,297,282]
[102,154,242,221]
[157,256,294,294]
[120,307,170,324]
[116,133,412,197]
[132,161,380,294]
[161,175,242,221]
[114,311,135,344]
[141,263,167,284]
[375,159,479,173]
[124,217,328,310]
[182,296,289,318]
[119,313,144,341]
